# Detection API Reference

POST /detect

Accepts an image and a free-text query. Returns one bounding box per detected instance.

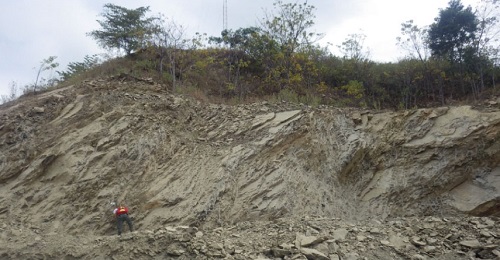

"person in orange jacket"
[112,202,133,235]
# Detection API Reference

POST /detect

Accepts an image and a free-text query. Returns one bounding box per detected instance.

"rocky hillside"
[0,75,499,259]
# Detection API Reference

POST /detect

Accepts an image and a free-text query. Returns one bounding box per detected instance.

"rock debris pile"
[0,216,498,259]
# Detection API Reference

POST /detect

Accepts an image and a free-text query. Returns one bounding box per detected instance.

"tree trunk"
[439,78,445,106]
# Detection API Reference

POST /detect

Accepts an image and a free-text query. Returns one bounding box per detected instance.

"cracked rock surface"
[0,76,499,259]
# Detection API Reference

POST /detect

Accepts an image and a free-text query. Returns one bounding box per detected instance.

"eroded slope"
[0,76,499,240]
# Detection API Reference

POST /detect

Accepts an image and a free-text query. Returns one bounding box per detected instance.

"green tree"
[475,0,500,57]
[150,15,187,89]
[473,0,500,91]
[397,20,430,62]
[428,0,478,63]
[341,80,365,106]
[210,27,262,96]
[261,1,321,54]
[210,27,261,50]
[338,33,369,61]
[260,0,322,88]
[33,56,59,94]
[396,21,444,104]
[88,4,156,55]
[58,54,101,81]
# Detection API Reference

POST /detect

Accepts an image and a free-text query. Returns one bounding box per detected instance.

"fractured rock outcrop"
[0,76,499,246]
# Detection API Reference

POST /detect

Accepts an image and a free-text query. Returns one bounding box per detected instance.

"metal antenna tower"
[223,0,228,31]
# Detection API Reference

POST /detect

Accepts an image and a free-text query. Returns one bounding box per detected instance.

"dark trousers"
[117,214,133,235]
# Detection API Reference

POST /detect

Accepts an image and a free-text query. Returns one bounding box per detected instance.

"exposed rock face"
[0,76,499,258]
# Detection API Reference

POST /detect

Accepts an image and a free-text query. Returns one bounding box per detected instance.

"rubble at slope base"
[0,216,499,259]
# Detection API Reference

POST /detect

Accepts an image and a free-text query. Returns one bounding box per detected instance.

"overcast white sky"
[0,0,479,97]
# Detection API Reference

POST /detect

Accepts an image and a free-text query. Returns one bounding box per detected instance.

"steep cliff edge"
[0,77,499,241]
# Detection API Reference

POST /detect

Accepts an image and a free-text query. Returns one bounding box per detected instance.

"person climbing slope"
[112,202,133,235]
